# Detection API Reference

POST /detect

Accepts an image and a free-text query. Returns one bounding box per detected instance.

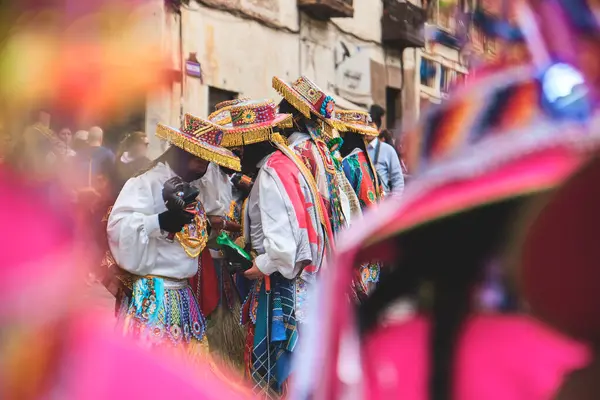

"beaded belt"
[116,270,188,290]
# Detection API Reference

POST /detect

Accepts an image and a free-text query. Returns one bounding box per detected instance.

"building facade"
[144,0,492,157]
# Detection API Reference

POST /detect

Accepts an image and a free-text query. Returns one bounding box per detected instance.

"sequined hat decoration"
[219,99,292,147]
[156,115,241,171]
[272,75,347,136]
[333,109,379,137]
[208,97,251,126]
[182,113,223,146]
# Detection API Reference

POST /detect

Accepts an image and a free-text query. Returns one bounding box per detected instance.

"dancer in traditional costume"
[172,113,241,321]
[219,99,331,396]
[107,116,240,358]
[272,75,355,234]
[328,109,384,294]
[335,109,382,210]
[292,1,600,397]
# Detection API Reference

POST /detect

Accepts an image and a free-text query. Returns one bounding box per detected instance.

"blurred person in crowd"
[113,131,151,192]
[370,103,386,132]
[367,128,405,196]
[379,128,394,145]
[88,126,115,175]
[294,72,600,400]
[57,127,76,157]
[72,129,89,153]
[107,117,240,357]
[11,108,57,176]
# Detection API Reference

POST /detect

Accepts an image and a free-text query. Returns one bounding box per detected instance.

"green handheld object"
[216,232,252,274]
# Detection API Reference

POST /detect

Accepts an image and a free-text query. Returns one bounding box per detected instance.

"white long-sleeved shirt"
[107,162,199,279]
[194,162,232,216]
[246,153,313,280]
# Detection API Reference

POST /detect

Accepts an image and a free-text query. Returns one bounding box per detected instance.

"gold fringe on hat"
[156,124,241,171]
[220,115,293,147]
[339,123,379,137]
[273,76,312,119]
[320,119,348,139]
[221,126,289,147]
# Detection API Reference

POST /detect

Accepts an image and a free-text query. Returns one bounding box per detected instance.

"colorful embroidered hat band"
[155,116,241,171]
[208,97,251,125]
[219,99,293,147]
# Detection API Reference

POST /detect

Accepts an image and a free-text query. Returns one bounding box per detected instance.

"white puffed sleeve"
[194,163,232,216]
[253,171,307,279]
[107,176,163,276]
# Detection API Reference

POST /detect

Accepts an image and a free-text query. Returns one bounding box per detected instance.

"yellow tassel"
[342,124,379,137]
[156,124,241,171]
[241,126,274,145]
[272,77,312,118]
[221,124,290,147]
[270,132,287,145]
[331,119,350,132]
[277,115,294,129]
[221,132,244,148]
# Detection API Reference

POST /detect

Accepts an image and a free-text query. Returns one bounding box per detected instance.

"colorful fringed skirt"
[116,275,208,358]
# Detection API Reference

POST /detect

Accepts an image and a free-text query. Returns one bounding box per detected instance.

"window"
[208,87,238,115]
[440,66,465,94]
[438,5,455,33]
[420,58,437,88]
[386,87,402,130]
[485,36,497,55]
[471,25,485,51]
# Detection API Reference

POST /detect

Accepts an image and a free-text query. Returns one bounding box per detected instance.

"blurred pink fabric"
[363,315,591,400]
[63,314,251,400]
[0,165,253,399]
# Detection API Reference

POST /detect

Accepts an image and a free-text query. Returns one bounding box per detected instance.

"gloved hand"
[158,209,194,234]
[162,177,187,211]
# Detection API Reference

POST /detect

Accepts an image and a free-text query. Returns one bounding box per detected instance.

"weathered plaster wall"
[144,0,469,155]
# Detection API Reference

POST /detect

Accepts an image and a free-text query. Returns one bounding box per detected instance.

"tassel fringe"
[272,77,312,119]
[220,118,292,148]
[340,123,379,137]
[156,124,241,171]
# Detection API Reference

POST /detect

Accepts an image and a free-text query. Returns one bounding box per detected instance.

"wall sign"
[185,53,203,81]
[335,44,373,106]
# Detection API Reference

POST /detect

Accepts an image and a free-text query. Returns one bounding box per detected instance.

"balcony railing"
[382,0,427,49]
[297,0,354,20]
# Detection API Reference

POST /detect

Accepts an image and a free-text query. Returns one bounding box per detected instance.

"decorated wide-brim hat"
[334,109,379,137]
[218,99,293,147]
[208,97,251,126]
[272,75,346,137]
[292,64,600,399]
[156,113,241,171]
